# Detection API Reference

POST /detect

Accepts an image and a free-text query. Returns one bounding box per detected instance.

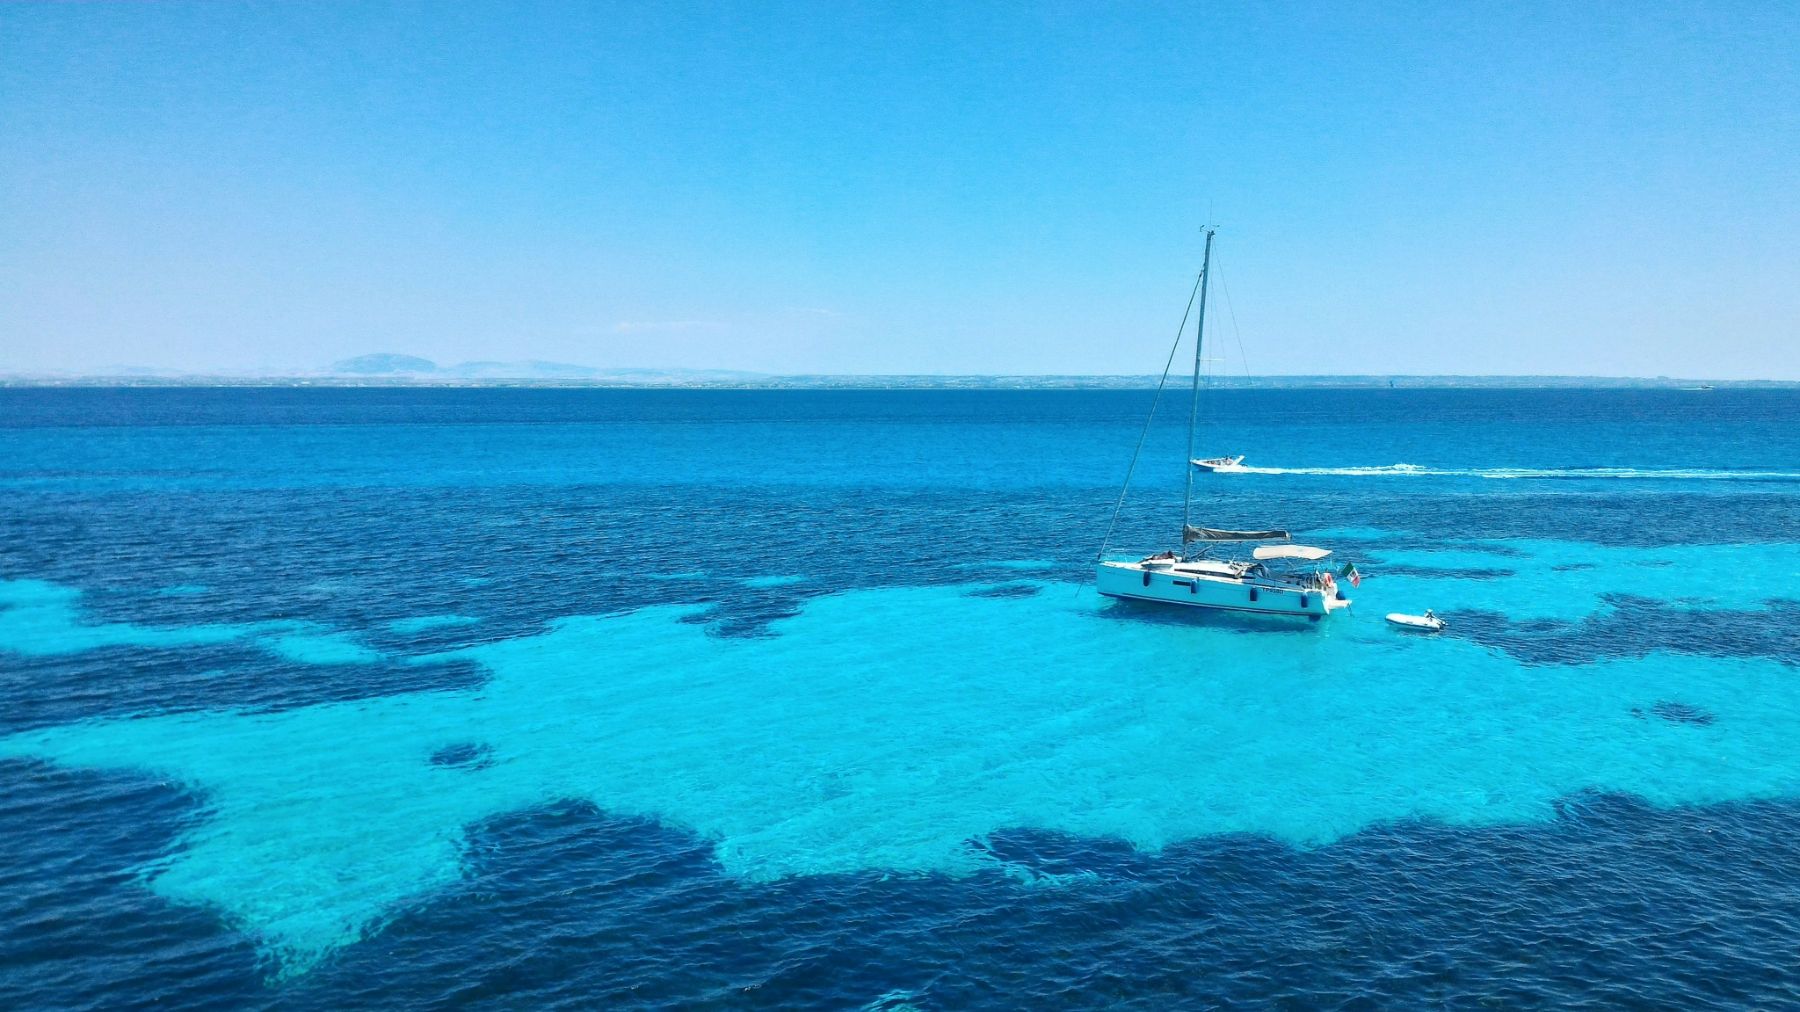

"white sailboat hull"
[1095,561,1350,620]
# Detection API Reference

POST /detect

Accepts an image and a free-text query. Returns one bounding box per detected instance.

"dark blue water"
[2,388,1799,1008]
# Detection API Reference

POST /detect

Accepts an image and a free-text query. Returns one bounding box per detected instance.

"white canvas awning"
[1252,545,1333,561]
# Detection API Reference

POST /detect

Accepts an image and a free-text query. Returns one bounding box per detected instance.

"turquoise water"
[3,388,1799,1006]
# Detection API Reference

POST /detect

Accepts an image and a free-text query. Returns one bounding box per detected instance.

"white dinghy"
[1093,229,1357,624]
[1386,610,1446,632]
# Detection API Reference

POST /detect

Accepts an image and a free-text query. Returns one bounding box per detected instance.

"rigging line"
[1091,271,1205,576]
[1218,270,1251,379]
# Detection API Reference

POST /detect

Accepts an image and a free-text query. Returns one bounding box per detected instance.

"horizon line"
[2,372,1795,390]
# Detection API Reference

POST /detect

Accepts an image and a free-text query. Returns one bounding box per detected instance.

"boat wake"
[1222,463,1800,482]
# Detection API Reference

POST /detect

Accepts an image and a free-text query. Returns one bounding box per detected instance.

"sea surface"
[3,386,1799,1009]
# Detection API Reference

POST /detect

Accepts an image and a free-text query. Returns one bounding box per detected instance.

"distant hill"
[436,359,589,379]
[330,353,440,375]
[322,354,766,383]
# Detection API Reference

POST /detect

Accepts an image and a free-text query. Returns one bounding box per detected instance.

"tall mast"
[1182,228,1216,541]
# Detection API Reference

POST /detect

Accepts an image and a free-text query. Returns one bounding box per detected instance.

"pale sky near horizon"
[2,2,1797,378]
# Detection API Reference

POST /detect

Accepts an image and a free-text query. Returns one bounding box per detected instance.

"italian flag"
[1340,562,1362,587]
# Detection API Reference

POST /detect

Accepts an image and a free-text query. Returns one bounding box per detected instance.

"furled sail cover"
[1182,526,1291,543]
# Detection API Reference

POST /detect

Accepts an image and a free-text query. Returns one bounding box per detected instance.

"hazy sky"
[3,2,1797,377]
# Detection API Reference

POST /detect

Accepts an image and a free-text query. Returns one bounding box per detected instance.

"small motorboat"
[1192,455,1246,472]
[1386,610,1446,632]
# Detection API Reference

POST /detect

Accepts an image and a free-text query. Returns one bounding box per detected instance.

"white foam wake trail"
[1229,463,1442,477]
[1221,464,1800,481]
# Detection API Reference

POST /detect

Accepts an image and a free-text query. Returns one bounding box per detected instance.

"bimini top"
[1252,544,1333,561]
[1183,525,1291,543]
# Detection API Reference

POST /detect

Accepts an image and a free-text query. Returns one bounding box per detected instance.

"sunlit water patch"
[741,574,807,589]
[0,578,383,664]
[5,536,1800,977]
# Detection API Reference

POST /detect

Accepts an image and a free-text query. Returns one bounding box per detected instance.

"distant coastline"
[3,354,1794,390]
[7,352,1792,387]
[3,374,1795,390]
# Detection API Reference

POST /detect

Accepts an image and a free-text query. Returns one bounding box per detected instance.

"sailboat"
[1094,229,1353,621]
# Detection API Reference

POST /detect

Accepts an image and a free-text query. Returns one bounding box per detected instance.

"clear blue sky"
[3,2,1796,377]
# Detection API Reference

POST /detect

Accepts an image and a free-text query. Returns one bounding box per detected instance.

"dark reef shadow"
[1092,597,1333,636]
[429,743,496,771]
[965,583,1043,599]
[1447,595,1800,667]
[1631,701,1718,727]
